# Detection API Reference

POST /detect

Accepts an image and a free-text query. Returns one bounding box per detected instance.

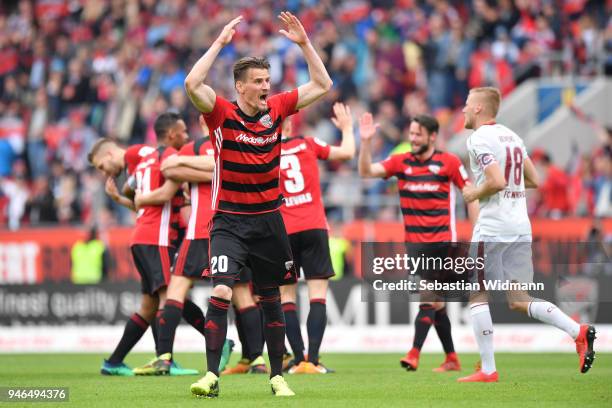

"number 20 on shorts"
[210,255,228,274]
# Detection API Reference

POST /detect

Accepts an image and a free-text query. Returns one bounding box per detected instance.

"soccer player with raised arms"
[184,12,332,397]
[358,112,478,373]
[459,87,596,382]
[129,115,267,376]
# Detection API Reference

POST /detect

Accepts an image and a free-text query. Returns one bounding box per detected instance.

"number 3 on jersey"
[281,154,305,193]
[504,146,523,187]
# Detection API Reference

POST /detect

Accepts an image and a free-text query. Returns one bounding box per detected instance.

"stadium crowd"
[0,0,610,230]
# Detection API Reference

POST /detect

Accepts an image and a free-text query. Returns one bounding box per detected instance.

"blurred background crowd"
[0,0,610,231]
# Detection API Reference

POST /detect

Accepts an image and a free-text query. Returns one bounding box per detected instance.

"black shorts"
[131,245,175,295]
[289,229,335,280]
[237,265,253,284]
[201,254,252,284]
[209,210,297,289]
[173,238,209,279]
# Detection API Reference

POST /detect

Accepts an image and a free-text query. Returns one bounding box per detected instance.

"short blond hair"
[470,87,502,117]
[87,138,116,164]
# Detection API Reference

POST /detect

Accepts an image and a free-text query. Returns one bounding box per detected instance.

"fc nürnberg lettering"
[236,132,278,145]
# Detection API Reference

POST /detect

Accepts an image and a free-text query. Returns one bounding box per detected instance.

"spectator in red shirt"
[537,152,571,218]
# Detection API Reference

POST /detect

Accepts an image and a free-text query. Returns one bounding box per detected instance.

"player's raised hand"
[331,103,353,131]
[215,16,243,47]
[359,112,379,141]
[105,177,121,201]
[278,11,308,46]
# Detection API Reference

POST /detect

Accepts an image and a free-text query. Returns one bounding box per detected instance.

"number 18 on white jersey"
[467,123,532,237]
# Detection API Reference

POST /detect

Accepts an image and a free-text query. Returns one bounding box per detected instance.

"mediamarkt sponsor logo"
[236,132,278,145]
[405,183,439,192]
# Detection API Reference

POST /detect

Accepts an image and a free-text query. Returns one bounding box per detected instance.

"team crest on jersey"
[404,167,412,175]
[260,114,273,128]
[428,164,441,174]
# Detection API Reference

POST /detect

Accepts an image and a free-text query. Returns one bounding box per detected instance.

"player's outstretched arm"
[166,114,215,181]
[523,157,539,189]
[328,102,355,161]
[164,165,213,183]
[358,112,386,178]
[106,177,135,211]
[178,156,215,172]
[161,154,215,173]
[462,163,506,203]
[278,11,332,109]
[134,179,181,209]
[185,16,243,113]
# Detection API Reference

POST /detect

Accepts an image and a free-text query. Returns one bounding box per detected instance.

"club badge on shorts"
[283,261,295,281]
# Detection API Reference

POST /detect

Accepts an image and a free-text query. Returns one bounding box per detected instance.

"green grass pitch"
[1,353,610,407]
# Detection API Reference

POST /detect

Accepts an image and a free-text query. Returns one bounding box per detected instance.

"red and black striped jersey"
[381,150,468,243]
[178,138,214,240]
[279,136,331,234]
[202,90,298,214]
[131,146,179,247]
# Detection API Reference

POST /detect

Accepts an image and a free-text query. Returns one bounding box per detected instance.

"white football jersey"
[466,123,531,236]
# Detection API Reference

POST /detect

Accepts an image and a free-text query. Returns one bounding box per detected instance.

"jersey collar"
[232,100,270,123]
[410,149,439,163]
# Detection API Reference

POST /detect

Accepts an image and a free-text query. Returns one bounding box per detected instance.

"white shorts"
[470,229,534,286]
